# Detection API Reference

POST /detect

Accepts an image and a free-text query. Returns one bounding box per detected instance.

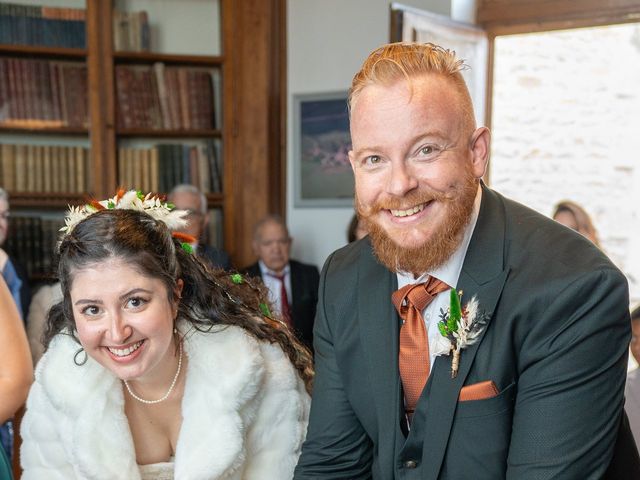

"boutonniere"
[437,289,486,378]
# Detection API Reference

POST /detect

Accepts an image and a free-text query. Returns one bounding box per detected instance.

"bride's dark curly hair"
[44,208,313,393]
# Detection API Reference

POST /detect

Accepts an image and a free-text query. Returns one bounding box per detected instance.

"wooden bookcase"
[0,0,286,273]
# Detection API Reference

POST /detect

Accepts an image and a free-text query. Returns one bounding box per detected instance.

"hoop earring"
[73,347,88,366]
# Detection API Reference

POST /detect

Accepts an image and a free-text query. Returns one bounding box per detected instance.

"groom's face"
[348,75,486,273]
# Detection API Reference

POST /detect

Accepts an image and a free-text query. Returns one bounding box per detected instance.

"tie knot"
[392,276,450,314]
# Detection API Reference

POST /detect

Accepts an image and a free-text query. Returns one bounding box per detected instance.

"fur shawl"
[20,324,310,479]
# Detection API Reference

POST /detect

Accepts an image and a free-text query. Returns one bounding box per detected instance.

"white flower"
[452,296,482,348]
[59,190,189,237]
[432,333,453,356]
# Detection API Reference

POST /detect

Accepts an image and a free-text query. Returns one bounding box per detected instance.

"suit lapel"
[411,186,511,479]
[357,242,404,467]
[290,260,301,312]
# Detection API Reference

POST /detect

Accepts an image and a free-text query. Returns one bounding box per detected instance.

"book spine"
[6,58,19,119]
[59,146,68,192]
[165,67,181,130]
[153,63,172,129]
[1,144,15,191]
[42,145,52,192]
[177,68,191,130]
[0,58,8,122]
[14,144,27,191]
[115,65,133,129]
[25,144,36,191]
[149,147,159,193]
[189,146,199,187]
[140,148,150,192]
[75,146,85,192]
[197,144,210,193]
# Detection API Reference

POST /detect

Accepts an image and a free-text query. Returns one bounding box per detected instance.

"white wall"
[490,25,640,306]
[287,0,451,269]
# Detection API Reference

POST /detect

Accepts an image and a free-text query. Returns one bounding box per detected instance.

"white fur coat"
[20,324,310,479]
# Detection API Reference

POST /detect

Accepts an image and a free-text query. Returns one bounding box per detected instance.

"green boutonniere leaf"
[438,321,449,337]
[447,288,461,333]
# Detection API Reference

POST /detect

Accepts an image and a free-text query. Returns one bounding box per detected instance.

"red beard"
[358,176,478,276]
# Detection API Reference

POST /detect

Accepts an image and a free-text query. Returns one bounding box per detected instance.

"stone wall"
[490,23,640,306]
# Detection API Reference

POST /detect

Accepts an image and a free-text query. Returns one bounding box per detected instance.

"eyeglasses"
[0,210,9,220]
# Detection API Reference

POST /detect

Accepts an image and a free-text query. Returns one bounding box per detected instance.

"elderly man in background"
[244,215,319,352]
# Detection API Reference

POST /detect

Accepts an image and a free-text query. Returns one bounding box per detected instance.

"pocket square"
[458,380,499,402]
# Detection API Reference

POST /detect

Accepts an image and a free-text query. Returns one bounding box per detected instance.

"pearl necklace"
[124,342,183,405]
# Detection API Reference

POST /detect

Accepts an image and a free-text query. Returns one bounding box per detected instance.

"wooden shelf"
[0,44,87,59]
[116,128,222,138]
[113,51,223,67]
[0,125,88,135]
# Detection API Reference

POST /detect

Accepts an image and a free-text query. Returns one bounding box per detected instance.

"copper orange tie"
[392,276,450,420]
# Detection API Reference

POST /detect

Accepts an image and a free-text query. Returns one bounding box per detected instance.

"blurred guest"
[168,184,232,270]
[0,188,32,466]
[27,282,62,366]
[552,200,601,247]
[0,277,32,468]
[244,215,319,351]
[626,305,640,446]
[347,213,368,243]
[0,188,30,319]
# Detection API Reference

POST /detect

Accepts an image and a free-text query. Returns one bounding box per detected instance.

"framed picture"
[292,91,354,207]
[390,3,489,125]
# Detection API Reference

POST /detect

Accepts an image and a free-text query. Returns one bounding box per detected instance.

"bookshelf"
[0,0,287,276]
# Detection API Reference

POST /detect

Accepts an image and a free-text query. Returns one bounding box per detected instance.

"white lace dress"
[139,458,174,480]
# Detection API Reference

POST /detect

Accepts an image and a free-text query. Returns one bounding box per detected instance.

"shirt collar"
[397,184,482,289]
[258,260,290,277]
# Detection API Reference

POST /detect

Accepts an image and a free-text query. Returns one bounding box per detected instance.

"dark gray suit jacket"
[294,186,638,479]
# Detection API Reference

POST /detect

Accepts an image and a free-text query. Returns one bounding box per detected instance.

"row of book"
[4,214,63,279]
[0,2,149,52]
[116,63,217,131]
[0,143,90,193]
[0,57,88,128]
[118,141,222,194]
[4,210,226,279]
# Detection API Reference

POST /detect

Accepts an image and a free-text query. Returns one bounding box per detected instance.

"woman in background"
[0,271,32,479]
[346,213,368,243]
[20,191,311,480]
[552,200,601,247]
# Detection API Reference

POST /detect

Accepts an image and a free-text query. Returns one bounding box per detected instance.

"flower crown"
[61,190,196,252]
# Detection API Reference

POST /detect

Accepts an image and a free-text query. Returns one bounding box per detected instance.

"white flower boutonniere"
[437,289,486,378]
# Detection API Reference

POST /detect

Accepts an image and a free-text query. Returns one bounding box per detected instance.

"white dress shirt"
[396,185,482,371]
[259,260,292,317]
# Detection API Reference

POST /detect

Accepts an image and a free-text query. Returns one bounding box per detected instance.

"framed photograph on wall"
[293,91,354,207]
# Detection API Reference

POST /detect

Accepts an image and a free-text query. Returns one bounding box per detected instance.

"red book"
[115,65,134,129]
[0,58,8,122]
[177,68,191,130]
[49,61,63,122]
[165,67,181,130]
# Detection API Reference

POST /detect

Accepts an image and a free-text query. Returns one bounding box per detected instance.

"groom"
[294,42,639,479]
